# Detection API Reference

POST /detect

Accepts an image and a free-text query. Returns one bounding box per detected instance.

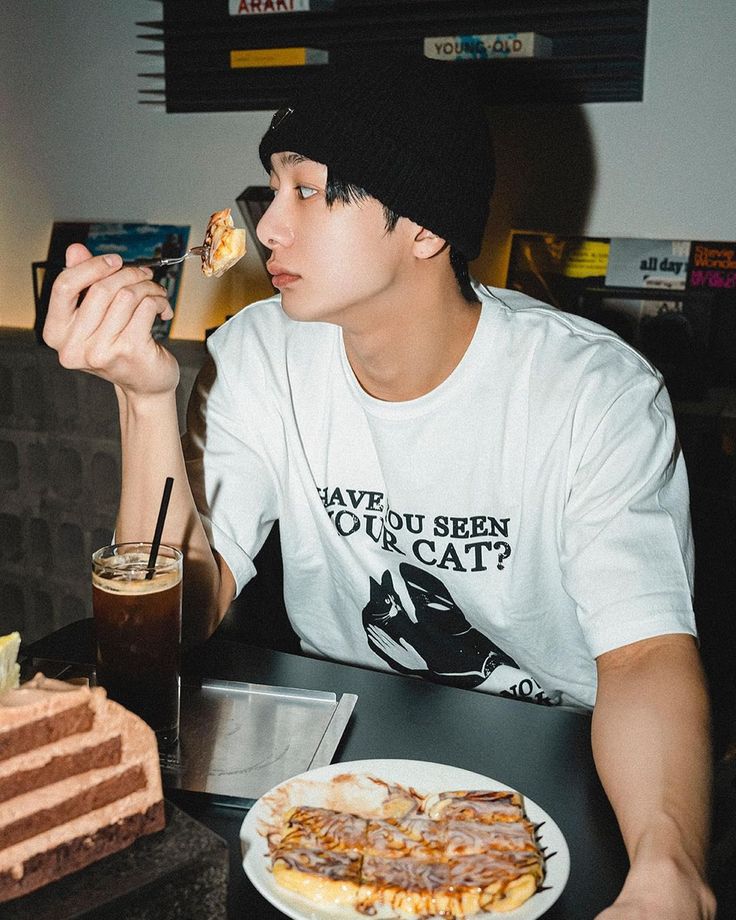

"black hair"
[325,175,478,304]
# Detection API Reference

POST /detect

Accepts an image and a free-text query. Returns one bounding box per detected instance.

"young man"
[44,60,714,917]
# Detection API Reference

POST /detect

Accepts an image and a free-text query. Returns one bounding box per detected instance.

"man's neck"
[342,273,481,402]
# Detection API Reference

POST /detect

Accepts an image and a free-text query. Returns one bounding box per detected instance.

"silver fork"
[132,245,208,268]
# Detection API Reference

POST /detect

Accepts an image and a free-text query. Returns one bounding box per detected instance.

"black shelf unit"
[138,0,648,110]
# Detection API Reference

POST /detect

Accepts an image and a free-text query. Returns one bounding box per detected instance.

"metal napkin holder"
[25,659,357,810]
[160,678,357,808]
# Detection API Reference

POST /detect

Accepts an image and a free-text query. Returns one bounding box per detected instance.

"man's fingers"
[64,243,95,268]
[121,290,174,342]
[82,292,177,392]
[57,281,168,373]
[55,251,124,295]
[88,282,171,345]
[44,253,123,346]
[47,263,155,348]
[41,244,180,396]
[74,276,163,339]
[43,252,133,342]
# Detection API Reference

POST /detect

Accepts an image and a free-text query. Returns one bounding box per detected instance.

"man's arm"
[115,386,235,647]
[591,633,716,919]
[44,244,235,646]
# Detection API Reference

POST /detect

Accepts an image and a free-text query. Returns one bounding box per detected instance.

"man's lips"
[267,263,301,288]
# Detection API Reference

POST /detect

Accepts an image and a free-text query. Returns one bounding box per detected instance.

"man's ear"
[413,227,449,260]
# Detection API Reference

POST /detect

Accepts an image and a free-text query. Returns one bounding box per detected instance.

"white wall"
[1,0,734,340]
[0,0,274,339]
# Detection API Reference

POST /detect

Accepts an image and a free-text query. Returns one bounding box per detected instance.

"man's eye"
[297,186,317,200]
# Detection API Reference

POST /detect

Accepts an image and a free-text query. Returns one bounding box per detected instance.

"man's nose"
[256,200,294,250]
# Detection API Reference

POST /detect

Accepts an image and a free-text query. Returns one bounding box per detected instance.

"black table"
[25,619,629,919]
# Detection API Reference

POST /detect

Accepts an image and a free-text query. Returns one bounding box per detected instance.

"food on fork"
[0,655,164,903]
[267,784,544,917]
[0,632,20,696]
[201,207,247,277]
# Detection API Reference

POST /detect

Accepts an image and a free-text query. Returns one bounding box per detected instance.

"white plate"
[240,758,570,920]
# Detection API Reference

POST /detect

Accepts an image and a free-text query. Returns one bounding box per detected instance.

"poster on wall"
[34,221,190,344]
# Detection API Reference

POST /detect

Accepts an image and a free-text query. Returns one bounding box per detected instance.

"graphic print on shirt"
[316,485,514,574]
[362,563,557,704]
[317,484,558,704]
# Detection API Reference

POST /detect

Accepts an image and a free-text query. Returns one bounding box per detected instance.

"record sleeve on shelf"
[505,232,736,399]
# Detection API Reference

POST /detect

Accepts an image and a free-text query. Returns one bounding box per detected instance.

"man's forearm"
[115,387,225,646]
[591,634,715,916]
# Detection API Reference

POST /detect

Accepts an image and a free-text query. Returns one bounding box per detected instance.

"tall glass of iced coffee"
[92,542,183,749]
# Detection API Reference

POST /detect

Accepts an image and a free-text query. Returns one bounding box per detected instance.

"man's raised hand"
[43,243,180,397]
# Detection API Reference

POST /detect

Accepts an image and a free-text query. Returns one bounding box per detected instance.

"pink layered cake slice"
[0,674,165,903]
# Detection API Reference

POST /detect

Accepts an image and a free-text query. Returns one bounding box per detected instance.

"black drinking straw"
[146,476,174,579]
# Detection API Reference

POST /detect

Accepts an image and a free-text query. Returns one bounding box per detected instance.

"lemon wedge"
[0,631,21,696]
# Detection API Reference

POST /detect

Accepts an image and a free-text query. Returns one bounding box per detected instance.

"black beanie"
[258,58,494,261]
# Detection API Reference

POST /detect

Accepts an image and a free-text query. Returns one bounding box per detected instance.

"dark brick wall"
[0,329,205,643]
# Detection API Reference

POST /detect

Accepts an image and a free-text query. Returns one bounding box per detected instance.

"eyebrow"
[276,152,309,168]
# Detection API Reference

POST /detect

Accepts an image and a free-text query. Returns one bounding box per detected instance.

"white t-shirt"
[183,284,696,708]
